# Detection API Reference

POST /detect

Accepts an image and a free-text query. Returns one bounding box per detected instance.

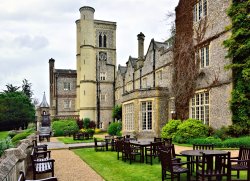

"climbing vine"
[223,0,250,126]
[172,0,207,120]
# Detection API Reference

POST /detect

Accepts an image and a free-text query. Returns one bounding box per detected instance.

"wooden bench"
[38,127,51,142]
[73,132,93,140]
[18,171,57,181]
[30,149,55,179]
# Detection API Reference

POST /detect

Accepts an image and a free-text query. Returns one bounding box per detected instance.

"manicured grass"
[73,148,162,181]
[0,131,9,140]
[73,148,248,181]
[57,137,103,144]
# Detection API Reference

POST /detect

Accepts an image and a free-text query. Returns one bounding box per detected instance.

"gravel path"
[52,149,104,181]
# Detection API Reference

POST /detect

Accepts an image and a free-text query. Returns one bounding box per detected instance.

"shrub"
[227,123,250,137]
[222,136,250,148]
[76,119,83,129]
[94,128,101,134]
[83,118,91,129]
[11,131,31,145]
[161,120,182,139]
[188,137,222,147]
[213,126,231,140]
[86,129,95,135]
[107,122,122,136]
[174,119,209,143]
[52,119,79,137]
[0,137,13,156]
[89,121,96,129]
[8,130,17,138]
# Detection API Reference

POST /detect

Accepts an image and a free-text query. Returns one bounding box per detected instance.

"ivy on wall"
[223,0,250,126]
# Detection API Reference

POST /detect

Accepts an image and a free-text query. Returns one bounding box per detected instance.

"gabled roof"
[39,92,49,108]
[118,64,127,75]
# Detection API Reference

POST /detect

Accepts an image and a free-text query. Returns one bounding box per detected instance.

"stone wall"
[0,134,35,181]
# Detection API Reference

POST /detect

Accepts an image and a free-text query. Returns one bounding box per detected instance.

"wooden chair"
[154,137,162,142]
[105,135,115,151]
[115,139,125,160]
[231,147,250,180]
[145,141,164,165]
[163,138,172,146]
[94,138,106,152]
[192,144,214,173]
[159,144,181,163]
[123,141,142,164]
[18,171,58,181]
[160,148,190,181]
[196,152,231,181]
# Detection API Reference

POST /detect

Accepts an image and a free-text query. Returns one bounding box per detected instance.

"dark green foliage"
[213,126,231,140]
[227,123,250,137]
[83,118,91,129]
[173,119,209,143]
[161,119,182,138]
[3,84,20,93]
[0,137,13,156]
[107,122,122,136]
[52,120,79,137]
[0,91,35,131]
[222,136,250,148]
[8,130,18,138]
[188,136,250,148]
[112,105,122,121]
[189,137,222,147]
[21,79,33,99]
[86,128,95,135]
[223,1,250,126]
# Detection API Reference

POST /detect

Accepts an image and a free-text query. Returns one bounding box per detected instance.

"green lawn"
[57,137,103,144]
[73,148,248,181]
[0,131,9,140]
[74,148,179,181]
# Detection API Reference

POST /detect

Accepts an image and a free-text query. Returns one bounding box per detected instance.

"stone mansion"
[48,0,233,138]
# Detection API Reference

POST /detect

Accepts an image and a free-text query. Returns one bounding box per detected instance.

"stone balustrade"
[0,134,36,181]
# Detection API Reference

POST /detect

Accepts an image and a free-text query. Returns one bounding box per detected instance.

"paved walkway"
[30,137,238,181]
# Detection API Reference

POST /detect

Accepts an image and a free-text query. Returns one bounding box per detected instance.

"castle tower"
[76,6,117,129]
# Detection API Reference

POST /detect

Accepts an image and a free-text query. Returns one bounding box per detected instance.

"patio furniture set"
[94,136,250,181]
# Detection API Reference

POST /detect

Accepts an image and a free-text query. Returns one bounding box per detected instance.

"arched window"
[99,34,102,47]
[103,34,107,47]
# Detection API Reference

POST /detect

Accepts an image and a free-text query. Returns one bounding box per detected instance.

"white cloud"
[0,0,179,102]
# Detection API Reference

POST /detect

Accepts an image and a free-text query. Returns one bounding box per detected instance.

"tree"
[112,105,122,121]
[22,79,33,99]
[223,0,250,126]
[0,91,35,131]
[3,84,20,93]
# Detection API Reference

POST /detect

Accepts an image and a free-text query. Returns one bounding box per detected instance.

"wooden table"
[180,150,228,180]
[130,140,151,163]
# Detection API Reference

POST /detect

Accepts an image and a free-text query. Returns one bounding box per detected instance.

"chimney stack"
[137,32,145,59]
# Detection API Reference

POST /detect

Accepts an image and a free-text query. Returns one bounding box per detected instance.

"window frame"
[64,100,71,109]
[199,45,210,68]
[63,82,71,91]
[190,91,209,125]
[193,0,208,22]
[140,101,153,131]
[124,103,134,131]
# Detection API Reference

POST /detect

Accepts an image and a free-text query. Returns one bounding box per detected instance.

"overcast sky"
[0,0,178,103]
